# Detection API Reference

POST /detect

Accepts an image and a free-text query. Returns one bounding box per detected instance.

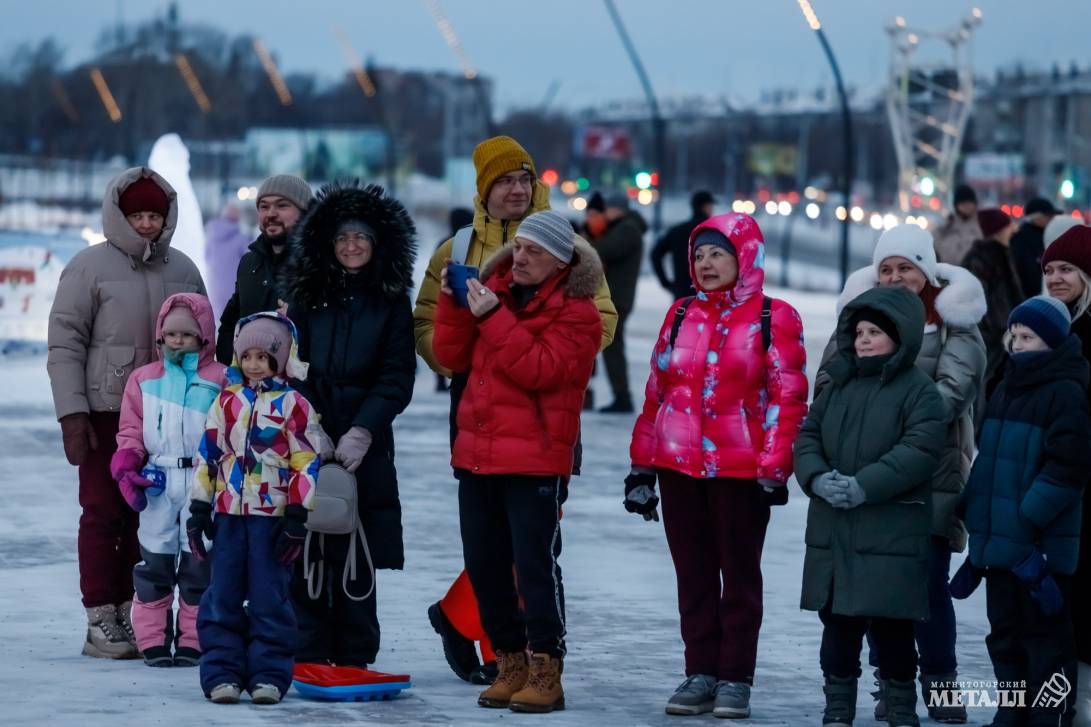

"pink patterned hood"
[629,213,808,483]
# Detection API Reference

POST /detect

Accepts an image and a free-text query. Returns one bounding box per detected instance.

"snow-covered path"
[0,278,993,726]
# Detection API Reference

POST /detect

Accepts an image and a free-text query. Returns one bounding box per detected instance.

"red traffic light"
[541,169,559,187]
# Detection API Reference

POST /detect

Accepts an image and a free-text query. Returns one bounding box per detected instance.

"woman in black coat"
[279,182,417,667]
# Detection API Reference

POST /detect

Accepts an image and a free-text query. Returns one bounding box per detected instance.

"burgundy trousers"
[658,469,771,683]
[77,412,140,608]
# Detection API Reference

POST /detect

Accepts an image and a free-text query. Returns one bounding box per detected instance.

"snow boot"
[666,674,717,715]
[209,683,242,704]
[478,650,529,708]
[712,680,751,718]
[823,675,857,726]
[919,673,966,723]
[82,604,138,659]
[509,652,564,713]
[883,679,920,727]
[469,660,498,685]
[428,601,480,682]
[142,645,174,667]
[115,600,140,657]
[173,647,201,667]
[871,668,887,720]
[250,684,281,705]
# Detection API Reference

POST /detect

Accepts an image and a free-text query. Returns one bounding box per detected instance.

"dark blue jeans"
[869,535,957,676]
[197,515,295,696]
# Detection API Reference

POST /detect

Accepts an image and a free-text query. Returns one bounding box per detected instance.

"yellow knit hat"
[473,135,536,201]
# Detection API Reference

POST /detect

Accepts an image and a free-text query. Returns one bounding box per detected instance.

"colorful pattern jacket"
[630,213,808,485]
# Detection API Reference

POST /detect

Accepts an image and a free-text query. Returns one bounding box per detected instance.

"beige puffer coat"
[47,167,206,419]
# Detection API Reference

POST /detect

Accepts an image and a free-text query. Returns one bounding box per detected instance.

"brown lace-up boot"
[509,652,565,713]
[477,649,529,708]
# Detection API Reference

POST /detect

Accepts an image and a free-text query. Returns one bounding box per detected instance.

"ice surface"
[0,277,993,725]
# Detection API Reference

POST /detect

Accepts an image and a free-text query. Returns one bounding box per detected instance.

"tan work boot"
[82,605,138,659]
[114,600,140,657]
[478,650,529,708]
[509,652,565,713]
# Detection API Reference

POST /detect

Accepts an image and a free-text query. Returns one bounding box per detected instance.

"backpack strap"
[761,296,773,352]
[450,225,474,265]
[668,297,696,348]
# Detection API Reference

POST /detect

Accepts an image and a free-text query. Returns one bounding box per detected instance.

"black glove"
[186,500,214,562]
[1012,549,1063,616]
[757,478,789,507]
[624,470,659,522]
[275,504,308,565]
[948,559,984,599]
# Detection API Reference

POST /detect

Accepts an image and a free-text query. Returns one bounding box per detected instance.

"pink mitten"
[110,449,154,512]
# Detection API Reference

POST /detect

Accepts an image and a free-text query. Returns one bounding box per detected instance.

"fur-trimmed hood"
[479,236,604,299]
[279,182,417,306]
[836,262,987,328]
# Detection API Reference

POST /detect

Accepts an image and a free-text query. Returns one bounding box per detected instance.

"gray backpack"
[450,225,473,264]
[303,463,374,602]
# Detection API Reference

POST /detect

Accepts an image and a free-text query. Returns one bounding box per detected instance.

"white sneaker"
[209,683,242,704]
[82,605,138,659]
[250,683,281,705]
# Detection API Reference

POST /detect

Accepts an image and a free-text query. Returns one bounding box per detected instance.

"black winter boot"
[920,672,967,723]
[883,679,920,727]
[427,601,480,682]
[823,675,857,726]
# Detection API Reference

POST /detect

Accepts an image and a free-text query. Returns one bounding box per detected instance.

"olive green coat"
[795,286,947,620]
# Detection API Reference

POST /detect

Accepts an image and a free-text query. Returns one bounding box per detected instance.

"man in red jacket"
[434,210,604,714]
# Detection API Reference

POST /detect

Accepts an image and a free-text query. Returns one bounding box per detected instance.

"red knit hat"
[977,208,1011,238]
[119,176,170,217]
[1042,224,1091,277]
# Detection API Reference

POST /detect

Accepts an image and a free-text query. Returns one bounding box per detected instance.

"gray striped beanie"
[516,210,575,263]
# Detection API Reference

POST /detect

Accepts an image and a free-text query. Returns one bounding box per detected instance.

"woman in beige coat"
[47,167,205,659]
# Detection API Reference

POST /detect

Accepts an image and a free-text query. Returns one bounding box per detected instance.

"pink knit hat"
[234,315,292,376]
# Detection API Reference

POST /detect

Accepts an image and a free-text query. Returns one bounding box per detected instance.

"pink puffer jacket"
[629,213,808,485]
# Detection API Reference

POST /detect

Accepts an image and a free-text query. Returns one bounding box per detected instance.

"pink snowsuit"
[111,293,226,655]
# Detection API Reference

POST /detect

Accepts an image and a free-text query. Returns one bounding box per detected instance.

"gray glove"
[335,426,373,473]
[832,474,866,510]
[811,471,847,507]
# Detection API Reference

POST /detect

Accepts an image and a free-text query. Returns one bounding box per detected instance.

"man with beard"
[215,175,313,365]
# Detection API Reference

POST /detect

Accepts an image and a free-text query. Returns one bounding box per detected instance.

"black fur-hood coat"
[280,182,417,306]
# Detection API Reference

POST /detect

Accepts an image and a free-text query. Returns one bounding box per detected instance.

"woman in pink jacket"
[625,212,808,718]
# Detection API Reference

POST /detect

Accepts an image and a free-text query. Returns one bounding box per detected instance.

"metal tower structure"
[885,8,982,212]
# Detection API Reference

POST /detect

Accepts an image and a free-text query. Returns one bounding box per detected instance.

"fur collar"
[279,182,417,307]
[479,236,604,299]
[836,262,987,328]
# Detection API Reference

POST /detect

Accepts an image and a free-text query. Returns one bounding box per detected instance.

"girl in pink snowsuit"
[111,293,226,666]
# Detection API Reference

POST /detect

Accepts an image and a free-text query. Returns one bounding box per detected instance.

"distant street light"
[796,0,854,286]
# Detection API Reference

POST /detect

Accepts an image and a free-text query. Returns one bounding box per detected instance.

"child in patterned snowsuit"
[187,312,323,704]
[111,292,226,667]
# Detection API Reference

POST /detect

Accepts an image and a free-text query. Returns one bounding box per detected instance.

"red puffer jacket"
[434,238,604,477]
[630,213,808,485]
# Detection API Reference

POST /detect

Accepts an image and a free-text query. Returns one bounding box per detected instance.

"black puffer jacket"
[215,235,290,365]
[1067,310,1091,662]
[961,239,1024,378]
[279,182,417,570]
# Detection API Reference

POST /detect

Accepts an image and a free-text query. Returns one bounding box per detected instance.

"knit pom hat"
[232,313,308,380]
[849,307,900,345]
[1044,216,1084,248]
[516,210,575,263]
[160,304,201,339]
[1008,295,1072,349]
[978,208,1012,238]
[257,174,313,211]
[118,176,170,217]
[473,135,535,200]
[873,224,939,286]
[1042,224,1091,277]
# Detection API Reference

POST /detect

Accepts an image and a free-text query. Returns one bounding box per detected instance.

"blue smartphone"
[447,263,480,308]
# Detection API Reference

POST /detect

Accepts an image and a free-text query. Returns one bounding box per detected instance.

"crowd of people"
[44,135,1091,726]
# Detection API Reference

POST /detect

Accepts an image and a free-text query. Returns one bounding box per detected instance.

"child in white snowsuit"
[111,293,226,667]
[187,312,322,705]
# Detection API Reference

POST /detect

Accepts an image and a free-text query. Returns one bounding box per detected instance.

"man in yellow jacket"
[415,135,617,685]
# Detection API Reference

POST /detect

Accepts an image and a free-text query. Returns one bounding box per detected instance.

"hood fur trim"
[480,236,604,299]
[836,262,987,327]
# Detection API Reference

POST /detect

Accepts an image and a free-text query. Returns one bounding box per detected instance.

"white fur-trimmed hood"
[836,262,987,328]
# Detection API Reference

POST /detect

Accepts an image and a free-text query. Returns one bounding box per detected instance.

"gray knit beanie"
[257,175,313,211]
[516,211,576,263]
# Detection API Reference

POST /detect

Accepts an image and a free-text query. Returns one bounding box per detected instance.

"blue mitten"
[1012,549,1063,616]
[811,471,847,507]
[833,475,866,510]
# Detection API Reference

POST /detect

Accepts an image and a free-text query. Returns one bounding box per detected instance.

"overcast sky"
[5,1,1089,112]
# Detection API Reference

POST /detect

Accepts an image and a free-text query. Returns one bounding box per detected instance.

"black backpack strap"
[668,297,696,348]
[761,296,773,352]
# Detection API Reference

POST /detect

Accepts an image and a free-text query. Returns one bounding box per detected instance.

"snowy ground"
[0,276,995,726]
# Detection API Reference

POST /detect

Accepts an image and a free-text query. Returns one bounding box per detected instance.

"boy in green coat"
[794,286,947,727]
